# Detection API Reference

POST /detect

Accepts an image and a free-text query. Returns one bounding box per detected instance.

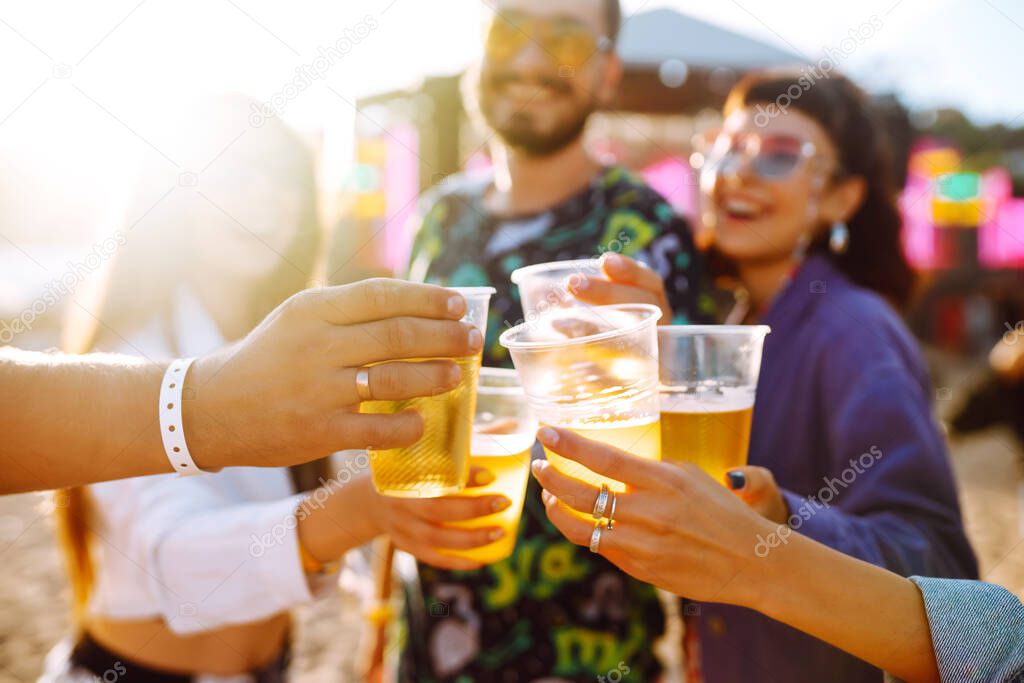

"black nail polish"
[727,471,746,490]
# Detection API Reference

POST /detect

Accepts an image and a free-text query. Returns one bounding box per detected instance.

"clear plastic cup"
[657,325,770,483]
[500,303,663,491]
[511,259,602,320]
[364,287,495,498]
[443,367,536,564]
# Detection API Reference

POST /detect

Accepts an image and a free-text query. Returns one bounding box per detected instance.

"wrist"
[730,516,793,612]
[181,352,231,470]
[300,471,381,562]
[352,472,385,540]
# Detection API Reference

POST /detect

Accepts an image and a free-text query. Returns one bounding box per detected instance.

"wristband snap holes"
[161,358,202,476]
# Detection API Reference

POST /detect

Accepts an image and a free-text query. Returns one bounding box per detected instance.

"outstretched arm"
[1,279,481,493]
[533,426,941,683]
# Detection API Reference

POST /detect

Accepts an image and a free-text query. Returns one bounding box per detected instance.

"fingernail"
[448,294,465,316]
[605,253,625,269]
[488,528,505,541]
[726,471,746,490]
[468,328,483,351]
[541,490,555,506]
[474,469,496,486]
[574,276,590,290]
[491,497,511,512]
[537,427,558,446]
[531,459,548,476]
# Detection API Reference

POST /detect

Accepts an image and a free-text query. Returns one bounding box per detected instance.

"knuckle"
[397,412,424,443]
[601,455,627,483]
[364,278,398,313]
[383,319,414,354]
[664,463,696,490]
[569,525,590,546]
[373,364,402,397]
[361,420,388,448]
[416,499,444,521]
[281,289,310,319]
[422,525,447,547]
[447,321,469,351]
[473,497,496,517]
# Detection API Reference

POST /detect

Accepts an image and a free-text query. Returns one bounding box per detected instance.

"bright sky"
[0,0,1020,316]
[0,0,1020,134]
[0,0,1020,249]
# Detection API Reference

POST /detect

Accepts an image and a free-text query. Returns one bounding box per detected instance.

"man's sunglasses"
[483,11,612,69]
[697,131,822,181]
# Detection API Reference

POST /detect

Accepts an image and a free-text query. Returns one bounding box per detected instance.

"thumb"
[726,466,778,503]
[601,253,648,286]
[725,466,789,523]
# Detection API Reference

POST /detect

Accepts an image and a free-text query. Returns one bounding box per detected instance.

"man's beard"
[478,74,595,157]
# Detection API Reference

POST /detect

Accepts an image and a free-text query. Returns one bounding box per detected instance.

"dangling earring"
[792,231,812,263]
[829,221,850,254]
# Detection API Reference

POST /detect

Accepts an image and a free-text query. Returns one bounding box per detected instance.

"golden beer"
[542,416,662,493]
[363,355,481,498]
[660,394,754,483]
[444,432,533,564]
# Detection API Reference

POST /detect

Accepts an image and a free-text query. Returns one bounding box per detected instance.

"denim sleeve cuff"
[910,576,1024,683]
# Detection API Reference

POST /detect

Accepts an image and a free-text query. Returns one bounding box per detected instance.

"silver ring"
[607,492,618,531]
[589,521,604,553]
[355,368,373,401]
[592,483,610,520]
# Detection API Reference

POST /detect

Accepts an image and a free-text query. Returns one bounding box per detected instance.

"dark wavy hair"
[724,69,915,309]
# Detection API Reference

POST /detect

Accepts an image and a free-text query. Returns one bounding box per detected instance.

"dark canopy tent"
[611,8,805,114]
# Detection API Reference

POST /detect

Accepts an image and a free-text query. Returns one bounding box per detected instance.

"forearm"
[297,472,381,564]
[746,524,939,683]
[1,348,171,492]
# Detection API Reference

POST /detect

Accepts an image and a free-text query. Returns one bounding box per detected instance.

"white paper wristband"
[159,358,209,476]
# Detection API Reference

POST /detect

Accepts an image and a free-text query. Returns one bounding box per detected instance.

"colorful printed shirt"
[399,166,712,682]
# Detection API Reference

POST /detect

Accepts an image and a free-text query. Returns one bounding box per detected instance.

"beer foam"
[471,432,536,457]
[660,386,755,413]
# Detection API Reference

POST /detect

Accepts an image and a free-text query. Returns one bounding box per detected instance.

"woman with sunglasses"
[531,427,1024,683]
[576,70,978,682]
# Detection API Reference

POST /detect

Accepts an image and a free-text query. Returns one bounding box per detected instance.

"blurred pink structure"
[641,156,697,218]
[978,168,1024,268]
[900,141,1024,270]
[382,123,420,273]
[901,174,947,270]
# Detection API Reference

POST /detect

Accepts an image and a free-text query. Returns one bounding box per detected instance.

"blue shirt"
[692,255,979,682]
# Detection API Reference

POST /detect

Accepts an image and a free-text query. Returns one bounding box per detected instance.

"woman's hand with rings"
[532,426,781,606]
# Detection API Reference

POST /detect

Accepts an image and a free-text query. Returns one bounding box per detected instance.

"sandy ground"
[2,354,1022,683]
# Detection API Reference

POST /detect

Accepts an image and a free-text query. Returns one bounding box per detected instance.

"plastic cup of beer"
[657,325,770,483]
[443,368,537,564]
[500,303,663,492]
[510,259,601,320]
[363,287,495,498]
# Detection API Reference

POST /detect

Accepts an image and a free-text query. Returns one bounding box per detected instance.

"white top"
[86,287,336,634]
